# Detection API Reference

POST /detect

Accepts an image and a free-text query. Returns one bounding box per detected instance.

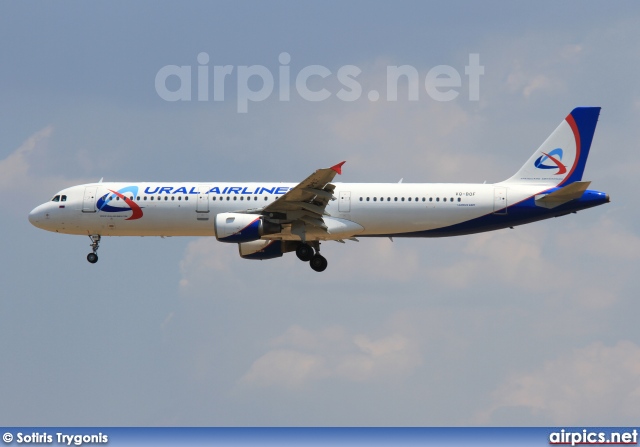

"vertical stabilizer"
[502,107,600,186]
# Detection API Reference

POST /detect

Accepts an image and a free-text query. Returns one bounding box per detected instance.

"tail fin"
[502,107,601,186]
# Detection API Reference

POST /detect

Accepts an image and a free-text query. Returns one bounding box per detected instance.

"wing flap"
[264,161,345,217]
[257,161,347,241]
[302,187,336,201]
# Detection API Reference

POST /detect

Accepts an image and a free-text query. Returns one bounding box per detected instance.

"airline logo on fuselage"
[97,186,144,220]
[534,148,567,175]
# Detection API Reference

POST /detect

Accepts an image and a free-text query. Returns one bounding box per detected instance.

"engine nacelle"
[238,240,283,260]
[214,213,281,243]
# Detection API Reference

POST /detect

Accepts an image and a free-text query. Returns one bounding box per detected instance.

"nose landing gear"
[87,234,101,264]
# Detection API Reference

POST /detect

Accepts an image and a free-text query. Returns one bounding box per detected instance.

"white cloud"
[558,215,640,261]
[179,237,233,289]
[238,349,325,388]
[0,126,53,192]
[239,325,422,388]
[501,41,589,100]
[328,238,422,281]
[427,229,547,290]
[177,233,424,289]
[423,212,633,313]
[0,126,53,191]
[326,99,491,182]
[522,75,554,99]
[507,66,560,99]
[480,340,640,425]
[0,126,93,214]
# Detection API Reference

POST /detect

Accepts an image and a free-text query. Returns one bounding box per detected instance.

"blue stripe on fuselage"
[365,189,609,238]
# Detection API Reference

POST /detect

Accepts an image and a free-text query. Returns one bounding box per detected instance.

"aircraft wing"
[262,161,345,231]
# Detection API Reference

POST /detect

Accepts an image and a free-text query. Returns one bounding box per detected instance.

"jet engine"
[238,239,284,260]
[214,213,281,243]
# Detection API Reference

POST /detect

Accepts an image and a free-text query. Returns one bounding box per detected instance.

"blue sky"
[1,1,640,426]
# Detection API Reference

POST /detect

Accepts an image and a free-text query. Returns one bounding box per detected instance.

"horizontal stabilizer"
[535,181,591,209]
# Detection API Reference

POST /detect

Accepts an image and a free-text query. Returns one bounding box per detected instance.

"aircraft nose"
[28,205,45,228]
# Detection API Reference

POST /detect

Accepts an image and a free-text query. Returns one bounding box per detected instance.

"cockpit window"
[52,195,60,202]
[61,195,67,202]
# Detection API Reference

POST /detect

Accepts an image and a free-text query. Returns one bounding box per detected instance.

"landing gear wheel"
[309,254,328,272]
[296,243,314,262]
[87,234,101,264]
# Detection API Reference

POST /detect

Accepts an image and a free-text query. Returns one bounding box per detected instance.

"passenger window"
[401,197,405,201]
[359,197,363,201]
[436,197,440,202]
[171,196,175,200]
[164,196,168,201]
[137,196,140,200]
[394,197,398,201]
[185,197,188,201]
[373,197,377,201]
[150,197,154,201]
[408,197,411,201]
[458,197,461,202]
[144,196,147,201]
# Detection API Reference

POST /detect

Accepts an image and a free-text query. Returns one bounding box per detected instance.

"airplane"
[28,107,609,272]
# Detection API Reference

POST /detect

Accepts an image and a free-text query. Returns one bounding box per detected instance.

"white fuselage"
[28,181,548,239]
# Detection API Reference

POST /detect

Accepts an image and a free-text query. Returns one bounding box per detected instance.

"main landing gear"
[87,234,101,264]
[296,242,328,272]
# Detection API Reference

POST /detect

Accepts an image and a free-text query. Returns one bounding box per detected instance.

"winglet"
[330,161,346,175]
